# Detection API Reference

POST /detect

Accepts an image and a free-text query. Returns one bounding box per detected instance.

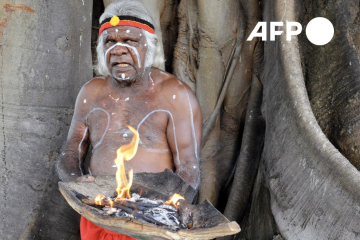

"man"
[56,1,202,239]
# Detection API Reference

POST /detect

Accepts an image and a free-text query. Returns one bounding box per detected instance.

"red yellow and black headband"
[99,15,155,36]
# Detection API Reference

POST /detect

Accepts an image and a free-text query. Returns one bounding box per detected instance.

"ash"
[100,193,186,231]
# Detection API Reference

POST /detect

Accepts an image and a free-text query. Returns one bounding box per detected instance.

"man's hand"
[76,174,95,183]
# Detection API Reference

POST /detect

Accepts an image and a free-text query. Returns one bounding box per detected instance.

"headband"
[99,15,155,36]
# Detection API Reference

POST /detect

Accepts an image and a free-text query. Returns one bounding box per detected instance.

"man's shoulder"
[151,68,199,110]
[79,76,107,94]
[151,68,186,91]
[83,76,107,88]
[76,76,107,103]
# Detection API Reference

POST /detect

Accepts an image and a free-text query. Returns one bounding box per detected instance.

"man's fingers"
[76,175,95,183]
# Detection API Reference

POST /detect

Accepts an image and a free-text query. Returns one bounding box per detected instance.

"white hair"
[95,0,163,76]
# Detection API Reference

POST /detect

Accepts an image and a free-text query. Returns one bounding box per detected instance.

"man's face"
[104,25,147,83]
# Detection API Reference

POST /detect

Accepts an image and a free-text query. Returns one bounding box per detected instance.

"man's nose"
[112,44,129,55]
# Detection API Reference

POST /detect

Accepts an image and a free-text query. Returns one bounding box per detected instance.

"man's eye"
[106,39,116,44]
[126,39,137,43]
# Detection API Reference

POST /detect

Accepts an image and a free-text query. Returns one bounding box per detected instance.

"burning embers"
[80,192,187,231]
[60,171,241,238]
[81,125,187,230]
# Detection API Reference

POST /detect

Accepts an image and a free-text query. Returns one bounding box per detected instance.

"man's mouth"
[117,63,130,67]
[111,61,133,68]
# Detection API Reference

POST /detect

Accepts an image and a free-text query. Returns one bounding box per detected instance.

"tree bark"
[223,74,265,227]
[300,0,360,170]
[259,0,360,238]
[0,1,93,239]
[174,0,243,206]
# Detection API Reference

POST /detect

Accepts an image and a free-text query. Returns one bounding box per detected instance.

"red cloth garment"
[80,216,138,240]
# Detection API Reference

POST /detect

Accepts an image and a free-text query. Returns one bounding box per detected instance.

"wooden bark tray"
[58,169,240,239]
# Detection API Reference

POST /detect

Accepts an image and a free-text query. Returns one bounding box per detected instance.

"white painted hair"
[95,0,164,76]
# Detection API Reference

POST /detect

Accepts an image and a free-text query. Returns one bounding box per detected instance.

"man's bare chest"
[85,93,171,148]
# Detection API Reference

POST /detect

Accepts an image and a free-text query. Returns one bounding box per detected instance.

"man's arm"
[166,80,202,190]
[56,85,91,182]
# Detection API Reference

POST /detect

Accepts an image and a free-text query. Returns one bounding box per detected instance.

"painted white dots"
[173,95,176,100]
[123,133,128,138]
[84,99,87,103]
[125,97,129,101]
[126,30,130,33]
[115,29,118,33]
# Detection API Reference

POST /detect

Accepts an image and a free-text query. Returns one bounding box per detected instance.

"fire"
[165,193,185,208]
[114,124,139,200]
[109,199,114,208]
[95,195,103,205]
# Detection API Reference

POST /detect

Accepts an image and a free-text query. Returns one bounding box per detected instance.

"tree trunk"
[173,0,251,206]
[0,1,93,239]
[300,0,360,170]
[257,0,360,238]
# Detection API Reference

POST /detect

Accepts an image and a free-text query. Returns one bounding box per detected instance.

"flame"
[95,195,103,205]
[115,124,139,200]
[165,193,185,208]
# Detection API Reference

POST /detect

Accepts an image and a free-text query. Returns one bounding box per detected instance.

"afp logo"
[247,17,334,46]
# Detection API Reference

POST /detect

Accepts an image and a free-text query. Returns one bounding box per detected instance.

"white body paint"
[126,30,130,33]
[83,99,87,103]
[109,94,120,102]
[181,82,198,158]
[143,148,169,153]
[86,108,111,150]
[105,42,142,69]
[149,72,155,86]
[137,110,180,165]
[125,97,129,101]
[176,79,183,86]
[179,82,200,189]
[160,71,170,77]
[173,95,176,100]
